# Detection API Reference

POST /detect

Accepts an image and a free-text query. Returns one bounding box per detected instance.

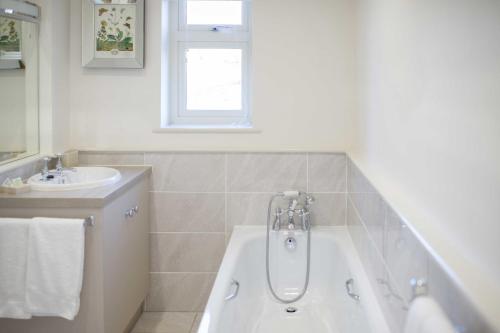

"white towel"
[25,217,85,320]
[404,296,455,333]
[0,218,32,319]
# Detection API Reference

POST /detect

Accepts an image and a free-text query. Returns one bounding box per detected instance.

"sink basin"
[28,167,122,191]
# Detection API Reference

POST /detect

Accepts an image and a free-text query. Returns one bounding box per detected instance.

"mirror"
[0,1,40,166]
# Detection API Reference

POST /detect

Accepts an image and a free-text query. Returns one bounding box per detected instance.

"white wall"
[37,0,71,155]
[68,0,357,151]
[353,0,500,327]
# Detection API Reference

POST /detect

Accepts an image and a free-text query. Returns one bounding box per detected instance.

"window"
[163,0,251,128]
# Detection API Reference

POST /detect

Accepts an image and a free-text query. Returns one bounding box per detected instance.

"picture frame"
[82,0,144,68]
[0,16,29,70]
[0,17,22,60]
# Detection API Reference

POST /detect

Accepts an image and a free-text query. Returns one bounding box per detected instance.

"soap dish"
[0,183,31,194]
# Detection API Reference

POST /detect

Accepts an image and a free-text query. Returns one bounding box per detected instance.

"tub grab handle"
[225,279,240,301]
[346,278,360,301]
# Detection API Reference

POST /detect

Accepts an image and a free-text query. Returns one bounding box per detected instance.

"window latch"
[211,25,232,32]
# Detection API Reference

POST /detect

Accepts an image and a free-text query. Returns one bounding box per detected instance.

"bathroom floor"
[131,312,202,333]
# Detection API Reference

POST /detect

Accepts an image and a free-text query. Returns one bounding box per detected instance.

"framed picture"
[82,0,144,68]
[0,17,22,60]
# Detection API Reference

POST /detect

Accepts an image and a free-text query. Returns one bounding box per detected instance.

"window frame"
[163,0,252,128]
[179,0,250,32]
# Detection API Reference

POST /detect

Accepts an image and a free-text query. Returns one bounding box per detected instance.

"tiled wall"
[346,158,495,333]
[1,151,495,331]
[79,151,347,312]
[0,151,494,331]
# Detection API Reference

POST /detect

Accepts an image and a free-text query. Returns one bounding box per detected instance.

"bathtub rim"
[198,225,391,333]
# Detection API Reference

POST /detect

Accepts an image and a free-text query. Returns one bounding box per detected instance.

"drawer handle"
[125,205,139,218]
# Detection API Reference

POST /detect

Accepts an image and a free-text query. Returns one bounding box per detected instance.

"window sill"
[153,127,261,134]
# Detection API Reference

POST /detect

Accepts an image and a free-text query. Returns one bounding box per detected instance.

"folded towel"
[0,218,32,319]
[25,217,85,320]
[404,296,455,333]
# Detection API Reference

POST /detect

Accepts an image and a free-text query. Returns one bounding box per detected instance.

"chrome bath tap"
[287,199,298,230]
[270,192,314,232]
[298,208,311,231]
[273,208,284,231]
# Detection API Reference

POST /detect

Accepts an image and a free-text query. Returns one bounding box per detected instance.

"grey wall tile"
[347,201,384,283]
[375,271,408,333]
[347,201,406,333]
[310,193,346,226]
[145,153,225,192]
[226,193,272,234]
[347,158,385,252]
[78,152,144,165]
[347,158,496,333]
[147,273,216,312]
[227,153,307,192]
[226,192,345,235]
[150,233,225,272]
[349,192,386,253]
[308,153,346,192]
[347,157,376,193]
[385,207,428,302]
[151,193,225,232]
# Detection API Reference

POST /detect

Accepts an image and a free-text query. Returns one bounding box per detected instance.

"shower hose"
[265,192,311,304]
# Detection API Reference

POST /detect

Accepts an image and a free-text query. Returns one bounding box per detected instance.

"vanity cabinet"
[0,167,151,333]
[101,176,149,333]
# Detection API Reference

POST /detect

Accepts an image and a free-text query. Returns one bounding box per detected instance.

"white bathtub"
[198,226,390,333]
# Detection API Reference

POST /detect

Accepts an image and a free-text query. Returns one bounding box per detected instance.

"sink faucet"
[55,153,64,177]
[41,156,52,182]
[39,153,76,183]
[54,153,76,183]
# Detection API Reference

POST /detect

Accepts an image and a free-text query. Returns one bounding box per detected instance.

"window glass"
[186,48,242,111]
[186,1,242,25]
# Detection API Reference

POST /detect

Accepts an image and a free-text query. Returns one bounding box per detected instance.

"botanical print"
[0,18,21,57]
[94,4,135,58]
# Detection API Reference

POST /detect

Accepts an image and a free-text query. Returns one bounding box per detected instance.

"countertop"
[0,166,151,208]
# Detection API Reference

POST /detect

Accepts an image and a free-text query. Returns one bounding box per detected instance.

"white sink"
[28,167,122,191]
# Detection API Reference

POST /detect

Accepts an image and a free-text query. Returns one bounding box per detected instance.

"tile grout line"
[224,153,228,244]
[345,155,348,226]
